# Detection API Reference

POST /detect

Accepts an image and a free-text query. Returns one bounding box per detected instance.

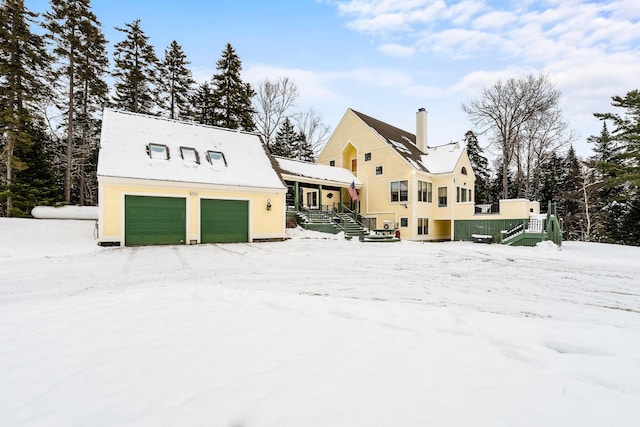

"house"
[97,109,287,246]
[272,155,361,232]
[317,108,544,242]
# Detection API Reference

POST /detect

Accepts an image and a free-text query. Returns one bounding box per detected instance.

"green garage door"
[125,195,186,246]
[201,199,249,243]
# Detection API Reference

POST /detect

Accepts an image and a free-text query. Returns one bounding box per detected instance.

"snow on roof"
[420,142,463,174]
[274,156,361,186]
[97,109,286,190]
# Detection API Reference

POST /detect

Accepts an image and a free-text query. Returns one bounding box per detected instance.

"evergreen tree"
[586,123,620,242]
[190,81,215,126]
[7,121,62,216]
[538,151,564,206]
[45,0,108,204]
[111,19,158,114]
[595,90,640,187]
[592,90,640,245]
[293,131,315,162]
[211,43,255,131]
[159,40,194,120]
[558,146,584,240]
[271,117,296,157]
[463,130,490,203]
[0,0,51,216]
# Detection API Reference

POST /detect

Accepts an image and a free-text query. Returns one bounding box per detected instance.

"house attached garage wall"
[98,178,285,246]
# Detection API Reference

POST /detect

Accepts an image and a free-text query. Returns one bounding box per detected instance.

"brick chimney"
[416,108,428,153]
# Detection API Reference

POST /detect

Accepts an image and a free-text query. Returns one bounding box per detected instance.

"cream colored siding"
[98,177,286,245]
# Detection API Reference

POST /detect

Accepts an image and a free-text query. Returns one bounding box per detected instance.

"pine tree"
[595,90,640,187]
[538,151,564,207]
[294,131,315,162]
[190,81,215,126]
[271,117,296,157]
[463,130,490,203]
[0,0,51,216]
[45,0,108,204]
[592,90,640,245]
[211,43,255,131]
[585,123,619,242]
[159,40,194,120]
[111,19,158,114]
[558,146,584,240]
[8,121,62,216]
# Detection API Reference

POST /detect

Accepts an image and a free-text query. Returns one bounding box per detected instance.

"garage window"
[147,143,170,160]
[206,150,227,167]
[180,146,200,164]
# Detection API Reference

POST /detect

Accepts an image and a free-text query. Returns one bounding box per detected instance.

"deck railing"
[475,203,500,215]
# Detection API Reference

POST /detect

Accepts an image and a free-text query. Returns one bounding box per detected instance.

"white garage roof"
[97,109,286,190]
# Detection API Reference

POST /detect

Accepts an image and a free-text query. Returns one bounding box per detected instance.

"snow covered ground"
[1,218,639,426]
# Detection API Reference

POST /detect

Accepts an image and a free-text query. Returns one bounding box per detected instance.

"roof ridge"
[104,108,262,137]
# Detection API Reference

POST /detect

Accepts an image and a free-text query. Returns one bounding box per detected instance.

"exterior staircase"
[501,213,562,246]
[298,209,341,234]
[334,212,368,238]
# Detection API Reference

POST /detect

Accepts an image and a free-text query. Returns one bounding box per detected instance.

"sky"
[27,0,640,158]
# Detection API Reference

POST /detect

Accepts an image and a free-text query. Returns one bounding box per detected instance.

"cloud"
[378,43,415,57]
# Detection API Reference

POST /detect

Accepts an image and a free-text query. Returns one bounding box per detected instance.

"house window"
[418,218,429,235]
[351,158,357,173]
[418,181,432,202]
[390,180,408,202]
[180,146,199,164]
[457,187,468,203]
[206,150,227,167]
[148,143,169,160]
[461,166,468,175]
[400,217,408,227]
[375,165,383,175]
[438,186,447,207]
[364,152,372,162]
[329,160,335,167]
[306,191,318,208]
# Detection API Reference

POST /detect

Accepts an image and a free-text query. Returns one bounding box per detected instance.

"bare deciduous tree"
[463,73,567,199]
[518,108,575,199]
[293,108,331,157]
[253,77,298,146]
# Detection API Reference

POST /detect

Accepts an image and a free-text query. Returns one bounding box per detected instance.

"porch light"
[267,198,272,211]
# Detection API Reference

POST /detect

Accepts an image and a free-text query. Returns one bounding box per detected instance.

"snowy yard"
[1,218,639,426]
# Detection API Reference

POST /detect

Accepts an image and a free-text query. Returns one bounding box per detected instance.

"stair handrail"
[501,222,525,241]
[335,204,371,232]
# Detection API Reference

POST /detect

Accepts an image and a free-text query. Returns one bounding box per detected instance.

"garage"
[124,195,186,246]
[201,199,249,243]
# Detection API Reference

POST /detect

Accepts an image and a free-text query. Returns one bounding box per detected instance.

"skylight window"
[180,146,200,164]
[147,143,169,160]
[206,150,227,167]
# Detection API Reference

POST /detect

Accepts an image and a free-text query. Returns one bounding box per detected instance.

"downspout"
[451,175,455,241]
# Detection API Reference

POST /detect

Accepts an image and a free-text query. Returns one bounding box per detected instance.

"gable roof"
[274,156,361,187]
[97,109,286,190]
[350,109,464,174]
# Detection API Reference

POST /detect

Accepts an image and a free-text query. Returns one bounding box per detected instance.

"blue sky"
[28,0,640,157]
